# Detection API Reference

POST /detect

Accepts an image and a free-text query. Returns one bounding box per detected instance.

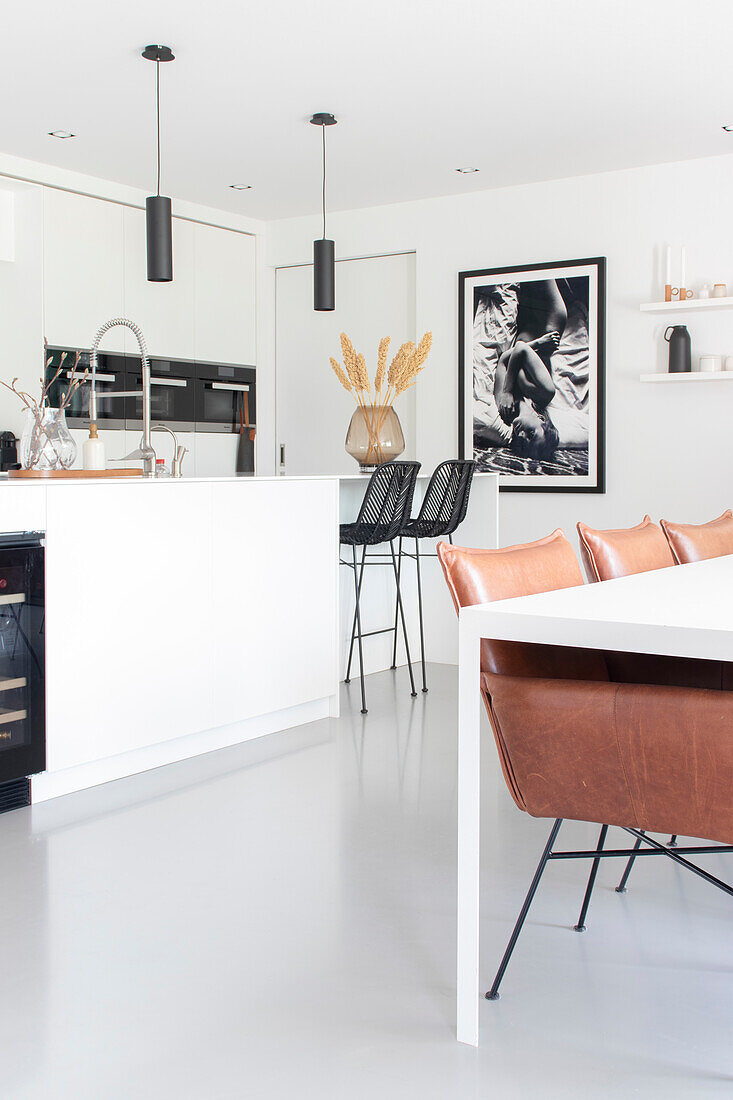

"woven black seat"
[339,461,421,713]
[392,460,476,691]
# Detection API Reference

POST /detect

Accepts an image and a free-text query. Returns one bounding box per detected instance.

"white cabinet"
[44,481,214,771]
[208,480,338,729]
[194,223,256,365]
[123,208,195,359]
[43,192,257,371]
[43,189,125,351]
[43,479,338,775]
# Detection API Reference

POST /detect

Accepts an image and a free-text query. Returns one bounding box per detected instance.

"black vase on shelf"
[665,325,691,374]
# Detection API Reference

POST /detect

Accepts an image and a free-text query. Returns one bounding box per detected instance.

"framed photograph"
[458,257,605,493]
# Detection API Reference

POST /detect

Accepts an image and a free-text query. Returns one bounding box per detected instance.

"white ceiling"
[3,0,733,221]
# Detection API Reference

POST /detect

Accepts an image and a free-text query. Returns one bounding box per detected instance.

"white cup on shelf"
[699,355,724,373]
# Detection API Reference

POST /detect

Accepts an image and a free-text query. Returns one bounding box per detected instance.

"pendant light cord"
[156,59,161,197]
[321,122,326,240]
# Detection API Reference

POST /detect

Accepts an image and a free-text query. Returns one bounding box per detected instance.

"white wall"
[276,253,416,475]
[266,154,733,548]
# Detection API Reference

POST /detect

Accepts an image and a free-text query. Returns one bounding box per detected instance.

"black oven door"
[194,364,256,433]
[45,349,128,429]
[125,358,196,432]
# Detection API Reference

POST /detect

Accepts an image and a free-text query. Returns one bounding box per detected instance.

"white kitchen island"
[0,475,340,801]
[0,469,498,803]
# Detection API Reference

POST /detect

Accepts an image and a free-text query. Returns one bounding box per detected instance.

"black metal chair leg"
[574,824,608,931]
[345,545,367,684]
[389,540,417,697]
[615,831,644,893]
[390,536,403,670]
[486,819,563,1001]
[668,835,678,847]
[415,538,428,693]
[351,544,368,714]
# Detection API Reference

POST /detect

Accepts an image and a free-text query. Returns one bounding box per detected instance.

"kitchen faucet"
[149,423,188,478]
[89,318,156,477]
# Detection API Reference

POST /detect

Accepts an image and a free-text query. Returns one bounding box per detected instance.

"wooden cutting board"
[8,468,143,479]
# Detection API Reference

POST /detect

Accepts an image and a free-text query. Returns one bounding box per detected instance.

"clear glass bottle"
[155,458,169,478]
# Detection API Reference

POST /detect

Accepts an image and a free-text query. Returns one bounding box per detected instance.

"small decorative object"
[664,245,673,301]
[678,245,688,302]
[459,257,605,493]
[663,245,692,301]
[665,325,691,374]
[699,355,723,373]
[330,330,432,470]
[1,343,87,470]
[713,283,727,298]
[700,284,712,299]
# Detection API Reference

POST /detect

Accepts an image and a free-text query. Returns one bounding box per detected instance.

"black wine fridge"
[0,533,45,811]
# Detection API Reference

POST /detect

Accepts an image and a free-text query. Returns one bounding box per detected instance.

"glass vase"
[19,407,77,471]
[345,405,405,471]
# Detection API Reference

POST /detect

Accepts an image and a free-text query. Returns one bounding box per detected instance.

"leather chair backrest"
[577,515,674,582]
[437,529,608,681]
[661,510,733,565]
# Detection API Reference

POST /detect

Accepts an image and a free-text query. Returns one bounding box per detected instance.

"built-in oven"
[125,357,196,433]
[0,532,45,811]
[45,348,128,429]
[194,362,256,434]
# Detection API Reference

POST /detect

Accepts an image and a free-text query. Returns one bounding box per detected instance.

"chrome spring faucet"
[89,318,156,477]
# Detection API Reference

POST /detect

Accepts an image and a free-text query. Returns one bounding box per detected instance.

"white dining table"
[456,555,733,1046]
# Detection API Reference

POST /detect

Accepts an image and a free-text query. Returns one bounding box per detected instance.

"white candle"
[665,245,672,285]
[680,246,686,288]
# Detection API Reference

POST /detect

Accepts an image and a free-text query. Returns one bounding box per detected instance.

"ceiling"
[3,0,733,221]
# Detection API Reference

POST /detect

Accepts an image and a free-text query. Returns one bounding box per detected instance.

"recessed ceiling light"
[48,130,75,139]
[722,125,733,132]
[229,184,252,190]
[456,167,479,174]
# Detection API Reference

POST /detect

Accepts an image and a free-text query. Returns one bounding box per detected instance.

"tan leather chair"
[577,515,727,691]
[576,515,674,583]
[438,531,733,999]
[661,509,733,565]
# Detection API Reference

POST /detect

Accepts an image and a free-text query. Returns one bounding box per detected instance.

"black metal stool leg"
[345,545,366,685]
[415,538,427,692]
[668,835,678,847]
[389,540,417,697]
[615,831,644,893]
[390,536,403,670]
[351,544,368,714]
[486,819,563,1001]
[574,824,608,931]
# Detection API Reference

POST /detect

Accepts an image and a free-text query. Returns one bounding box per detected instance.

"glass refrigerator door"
[0,542,45,782]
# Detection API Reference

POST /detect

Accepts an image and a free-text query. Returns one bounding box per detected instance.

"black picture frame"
[458,256,606,493]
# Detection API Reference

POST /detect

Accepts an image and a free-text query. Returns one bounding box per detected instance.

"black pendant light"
[142,44,175,282]
[310,112,337,311]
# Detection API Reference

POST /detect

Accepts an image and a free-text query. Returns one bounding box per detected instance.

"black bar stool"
[392,459,476,692]
[340,461,421,714]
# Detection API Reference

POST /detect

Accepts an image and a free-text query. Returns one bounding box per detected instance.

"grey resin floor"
[1,665,731,1098]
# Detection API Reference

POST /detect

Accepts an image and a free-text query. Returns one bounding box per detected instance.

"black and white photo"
[459,257,605,492]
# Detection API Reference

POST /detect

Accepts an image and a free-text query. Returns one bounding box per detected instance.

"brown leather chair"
[438,531,733,1000]
[577,515,729,692]
[661,509,733,565]
[577,514,674,583]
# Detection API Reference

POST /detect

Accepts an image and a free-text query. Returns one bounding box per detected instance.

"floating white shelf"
[640,371,733,383]
[640,297,733,314]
